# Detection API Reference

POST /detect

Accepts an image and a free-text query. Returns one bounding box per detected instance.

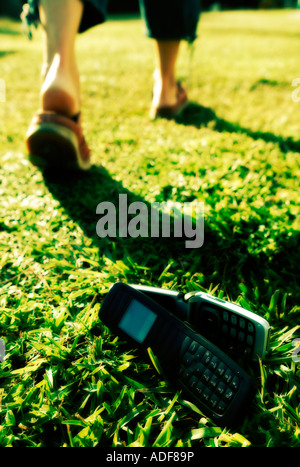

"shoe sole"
[26,122,91,171]
[150,98,189,120]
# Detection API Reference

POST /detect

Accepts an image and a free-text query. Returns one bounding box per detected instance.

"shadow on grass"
[0,27,22,36]
[176,102,300,153]
[43,164,204,267]
[42,163,299,304]
[0,51,16,58]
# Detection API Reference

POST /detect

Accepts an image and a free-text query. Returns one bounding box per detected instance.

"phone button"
[217,400,227,414]
[231,315,237,325]
[216,362,226,377]
[183,352,193,366]
[209,394,219,409]
[216,381,226,396]
[202,369,212,384]
[224,388,234,402]
[188,341,198,354]
[208,375,219,390]
[223,369,233,384]
[202,388,212,402]
[230,376,239,391]
[209,357,219,371]
[239,318,246,329]
[195,382,205,396]
[202,350,212,365]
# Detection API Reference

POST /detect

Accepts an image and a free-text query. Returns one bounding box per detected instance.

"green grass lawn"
[0,9,299,447]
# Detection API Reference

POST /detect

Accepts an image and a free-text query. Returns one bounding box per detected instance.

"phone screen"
[118,299,157,343]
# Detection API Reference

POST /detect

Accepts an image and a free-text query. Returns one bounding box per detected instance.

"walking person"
[23,0,201,170]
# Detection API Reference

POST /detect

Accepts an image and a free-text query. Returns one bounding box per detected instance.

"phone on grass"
[99,282,254,426]
[130,284,270,360]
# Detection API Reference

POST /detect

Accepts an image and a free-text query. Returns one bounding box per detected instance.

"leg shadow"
[41,164,248,295]
[176,102,300,153]
[41,162,298,300]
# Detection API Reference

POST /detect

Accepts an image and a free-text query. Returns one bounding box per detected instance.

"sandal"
[25,111,91,170]
[150,81,189,120]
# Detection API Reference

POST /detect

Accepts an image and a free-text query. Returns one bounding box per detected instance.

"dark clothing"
[24,0,201,42]
[83,0,201,42]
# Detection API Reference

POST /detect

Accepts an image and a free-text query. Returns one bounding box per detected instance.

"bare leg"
[39,0,83,116]
[152,40,181,109]
[26,0,90,171]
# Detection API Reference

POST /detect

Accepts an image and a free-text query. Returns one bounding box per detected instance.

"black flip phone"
[130,284,270,360]
[99,282,253,426]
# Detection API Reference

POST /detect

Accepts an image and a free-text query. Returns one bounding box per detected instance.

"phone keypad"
[220,310,256,355]
[178,337,241,415]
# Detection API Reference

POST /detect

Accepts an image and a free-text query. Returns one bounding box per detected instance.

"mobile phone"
[99,282,253,426]
[130,285,270,360]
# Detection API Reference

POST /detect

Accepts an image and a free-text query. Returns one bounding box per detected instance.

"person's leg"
[26,0,91,169]
[152,40,181,109]
[39,0,83,117]
[24,0,108,170]
[139,0,201,117]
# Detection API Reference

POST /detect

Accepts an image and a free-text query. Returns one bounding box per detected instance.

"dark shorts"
[81,0,201,42]
[24,0,201,43]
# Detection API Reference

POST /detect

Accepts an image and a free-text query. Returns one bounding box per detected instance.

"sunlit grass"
[0,10,299,447]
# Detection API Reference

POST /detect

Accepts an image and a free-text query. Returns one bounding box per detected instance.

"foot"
[150,71,188,119]
[26,55,91,170]
[40,55,81,117]
[26,111,91,171]
[151,69,178,110]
